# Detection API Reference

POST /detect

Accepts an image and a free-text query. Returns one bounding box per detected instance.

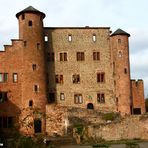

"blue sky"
[0,0,148,97]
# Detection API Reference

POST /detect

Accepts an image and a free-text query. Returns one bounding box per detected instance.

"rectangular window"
[74,94,83,104]
[34,85,39,93]
[60,52,67,61]
[28,20,32,26]
[0,73,8,83]
[24,41,27,47]
[93,52,100,60]
[55,75,63,84]
[0,92,8,103]
[44,36,48,42]
[32,64,37,71]
[93,34,96,42]
[124,68,127,74]
[13,73,18,83]
[97,72,105,83]
[60,93,65,100]
[77,52,85,61]
[97,93,105,103]
[72,74,80,84]
[68,34,72,42]
[47,52,54,62]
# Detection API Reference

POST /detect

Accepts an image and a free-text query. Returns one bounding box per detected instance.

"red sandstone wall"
[131,80,145,114]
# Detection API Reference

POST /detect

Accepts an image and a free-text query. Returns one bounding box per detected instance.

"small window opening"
[29,100,33,107]
[44,36,48,42]
[124,68,127,74]
[60,93,65,101]
[68,34,72,42]
[87,103,94,109]
[34,85,39,93]
[24,41,27,47]
[13,73,18,83]
[28,20,32,26]
[32,64,37,71]
[118,39,121,44]
[93,34,96,42]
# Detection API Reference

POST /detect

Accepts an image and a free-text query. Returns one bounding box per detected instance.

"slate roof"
[16,6,45,18]
[111,28,130,37]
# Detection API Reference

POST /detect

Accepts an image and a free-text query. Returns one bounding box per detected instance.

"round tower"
[16,6,47,135]
[111,29,131,115]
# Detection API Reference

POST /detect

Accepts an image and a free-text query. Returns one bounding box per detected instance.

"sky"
[0,0,148,97]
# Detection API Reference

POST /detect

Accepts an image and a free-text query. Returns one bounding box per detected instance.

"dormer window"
[28,20,32,26]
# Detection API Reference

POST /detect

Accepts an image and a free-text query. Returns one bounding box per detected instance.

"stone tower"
[16,6,47,134]
[111,29,131,115]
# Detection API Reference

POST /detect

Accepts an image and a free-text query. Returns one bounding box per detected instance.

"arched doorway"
[34,119,42,133]
[87,103,94,109]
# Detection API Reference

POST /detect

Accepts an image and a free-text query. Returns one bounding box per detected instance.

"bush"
[92,144,109,148]
[126,142,140,148]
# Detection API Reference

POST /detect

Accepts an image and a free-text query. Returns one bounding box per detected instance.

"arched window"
[87,103,94,109]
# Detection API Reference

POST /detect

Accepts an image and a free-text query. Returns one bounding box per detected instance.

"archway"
[87,103,94,109]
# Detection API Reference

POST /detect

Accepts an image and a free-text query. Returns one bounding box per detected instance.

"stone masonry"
[0,6,146,136]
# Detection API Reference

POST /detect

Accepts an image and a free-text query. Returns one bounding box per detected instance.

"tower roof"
[111,28,130,37]
[16,6,45,18]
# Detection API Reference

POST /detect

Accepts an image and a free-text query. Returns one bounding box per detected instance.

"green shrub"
[102,112,117,121]
[92,144,109,148]
[126,142,140,148]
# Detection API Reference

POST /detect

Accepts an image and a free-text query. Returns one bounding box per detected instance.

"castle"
[0,6,145,135]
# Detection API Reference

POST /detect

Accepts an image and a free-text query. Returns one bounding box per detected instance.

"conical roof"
[16,6,45,18]
[111,28,130,37]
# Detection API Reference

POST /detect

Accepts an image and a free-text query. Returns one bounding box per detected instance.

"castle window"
[48,92,55,103]
[74,94,83,104]
[22,14,25,20]
[68,34,72,42]
[55,75,63,84]
[97,72,105,83]
[29,100,33,107]
[0,92,8,103]
[0,73,8,83]
[44,36,48,42]
[124,68,127,74]
[34,85,39,93]
[60,93,65,100]
[37,43,40,49]
[13,73,18,83]
[97,93,105,103]
[72,74,80,84]
[118,51,122,58]
[32,64,37,71]
[24,41,27,47]
[93,34,96,42]
[60,52,67,61]
[93,52,100,60]
[77,52,85,61]
[47,52,54,62]
[28,20,32,26]
[118,39,121,44]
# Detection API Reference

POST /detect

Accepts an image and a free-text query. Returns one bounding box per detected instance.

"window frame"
[97,93,105,103]
[74,94,83,104]
[76,52,85,61]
